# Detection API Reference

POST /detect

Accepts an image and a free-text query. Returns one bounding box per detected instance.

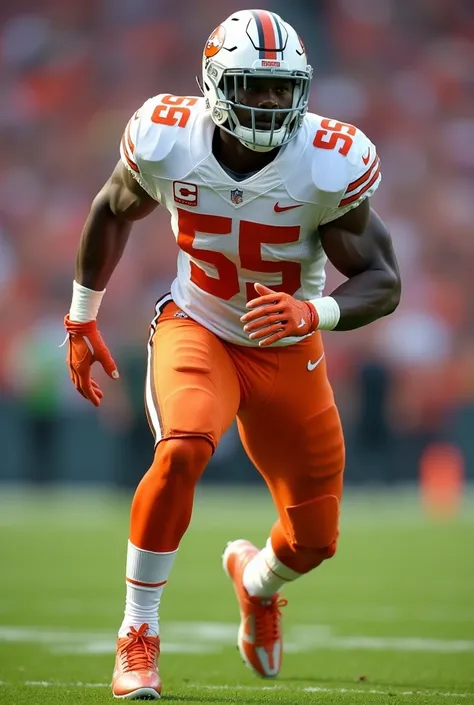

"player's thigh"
[237,332,345,508]
[238,404,344,505]
[238,401,344,550]
[146,297,240,450]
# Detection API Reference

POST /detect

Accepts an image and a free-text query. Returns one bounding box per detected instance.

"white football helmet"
[201,9,313,152]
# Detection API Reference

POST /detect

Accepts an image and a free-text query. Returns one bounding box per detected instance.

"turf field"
[0,486,473,704]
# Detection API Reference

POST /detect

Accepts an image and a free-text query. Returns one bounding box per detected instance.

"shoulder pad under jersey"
[120,94,206,198]
[310,113,381,217]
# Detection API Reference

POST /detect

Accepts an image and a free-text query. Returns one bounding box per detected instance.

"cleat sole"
[113,687,161,700]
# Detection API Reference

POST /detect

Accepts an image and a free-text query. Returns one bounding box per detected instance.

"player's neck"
[213,128,279,175]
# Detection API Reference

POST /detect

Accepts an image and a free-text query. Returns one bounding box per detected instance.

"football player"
[64,8,401,699]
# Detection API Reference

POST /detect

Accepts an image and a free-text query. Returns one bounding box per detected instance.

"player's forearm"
[75,195,132,291]
[330,267,401,331]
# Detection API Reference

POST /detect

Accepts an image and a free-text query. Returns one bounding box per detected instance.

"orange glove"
[241,283,319,347]
[64,315,119,406]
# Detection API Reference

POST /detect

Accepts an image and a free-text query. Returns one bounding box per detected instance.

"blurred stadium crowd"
[1,0,473,485]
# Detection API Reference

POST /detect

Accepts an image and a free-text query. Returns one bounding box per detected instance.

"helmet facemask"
[205,66,312,152]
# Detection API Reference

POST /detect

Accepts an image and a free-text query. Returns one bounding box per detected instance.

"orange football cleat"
[112,623,162,700]
[223,539,287,678]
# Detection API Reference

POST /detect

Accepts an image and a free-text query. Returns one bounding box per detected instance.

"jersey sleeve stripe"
[345,154,379,194]
[120,135,139,173]
[339,164,381,207]
[125,119,136,155]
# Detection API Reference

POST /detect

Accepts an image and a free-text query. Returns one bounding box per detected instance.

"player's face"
[230,76,294,130]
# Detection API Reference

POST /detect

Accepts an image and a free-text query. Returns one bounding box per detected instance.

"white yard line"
[0,682,468,699]
[1,623,473,655]
[195,684,474,699]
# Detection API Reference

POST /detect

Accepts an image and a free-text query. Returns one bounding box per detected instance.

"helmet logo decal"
[204,25,226,58]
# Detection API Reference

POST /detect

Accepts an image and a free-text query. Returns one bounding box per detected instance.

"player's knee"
[271,494,340,574]
[154,437,212,484]
[165,388,222,448]
[285,494,340,553]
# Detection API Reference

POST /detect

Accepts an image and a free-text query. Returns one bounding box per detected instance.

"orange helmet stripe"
[258,10,277,59]
[252,10,281,59]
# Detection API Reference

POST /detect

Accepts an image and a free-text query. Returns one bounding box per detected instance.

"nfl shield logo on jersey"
[231,188,243,205]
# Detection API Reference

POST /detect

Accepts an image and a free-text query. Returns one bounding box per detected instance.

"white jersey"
[120,94,381,346]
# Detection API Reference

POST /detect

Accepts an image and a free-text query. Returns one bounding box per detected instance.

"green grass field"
[0,486,473,704]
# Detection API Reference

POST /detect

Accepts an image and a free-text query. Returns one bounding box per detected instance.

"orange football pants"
[131,299,345,574]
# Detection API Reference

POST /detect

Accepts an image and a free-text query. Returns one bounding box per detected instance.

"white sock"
[243,538,302,598]
[118,540,178,637]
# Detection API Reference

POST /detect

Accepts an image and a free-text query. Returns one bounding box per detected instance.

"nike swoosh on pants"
[307,352,325,371]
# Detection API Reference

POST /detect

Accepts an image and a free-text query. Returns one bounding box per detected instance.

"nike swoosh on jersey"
[362,147,371,165]
[274,202,303,213]
[307,352,325,371]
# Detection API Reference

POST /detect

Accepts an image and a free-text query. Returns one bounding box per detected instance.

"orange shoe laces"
[118,624,159,672]
[253,597,288,647]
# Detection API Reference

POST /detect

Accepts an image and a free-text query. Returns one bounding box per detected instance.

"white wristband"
[69,280,105,322]
[309,296,341,331]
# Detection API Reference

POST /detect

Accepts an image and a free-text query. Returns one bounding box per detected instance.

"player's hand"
[241,283,319,347]
[64,315,119,406]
